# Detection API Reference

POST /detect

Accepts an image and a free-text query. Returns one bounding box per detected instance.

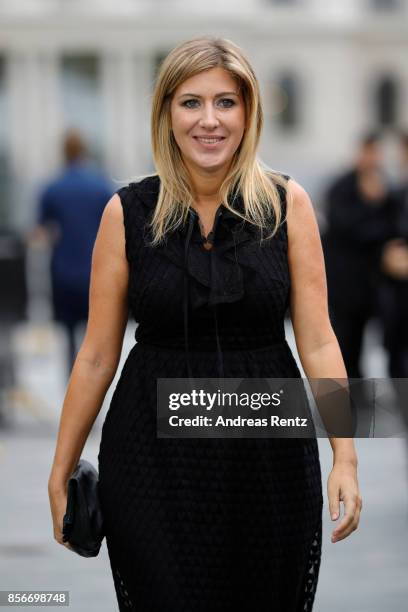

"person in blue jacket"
[36,129,114,376]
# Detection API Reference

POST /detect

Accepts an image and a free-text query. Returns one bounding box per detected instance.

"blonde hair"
[149,36,290,245]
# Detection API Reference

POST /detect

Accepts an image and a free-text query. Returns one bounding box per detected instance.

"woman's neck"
[185,160,229,207]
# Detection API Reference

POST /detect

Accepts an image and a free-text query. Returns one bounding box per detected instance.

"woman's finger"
[332,500,356,537]
[55,531,73,551]
[332,494,361,542]
[54,527,71,548]
[327,477,340,521]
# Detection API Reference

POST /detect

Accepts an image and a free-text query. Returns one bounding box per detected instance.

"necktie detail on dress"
[183,207,225,380]
[183,211,195,380]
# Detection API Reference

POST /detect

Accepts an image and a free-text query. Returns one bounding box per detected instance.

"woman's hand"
[48,479,74,552]
[327,460,363,543]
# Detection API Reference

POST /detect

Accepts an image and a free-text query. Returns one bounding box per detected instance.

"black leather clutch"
[62,459,105,557]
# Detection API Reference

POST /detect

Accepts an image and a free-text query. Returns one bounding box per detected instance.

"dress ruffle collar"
[135,175,263,311]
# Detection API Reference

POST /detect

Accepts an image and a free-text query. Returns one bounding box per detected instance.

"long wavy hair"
[148,36,291,246]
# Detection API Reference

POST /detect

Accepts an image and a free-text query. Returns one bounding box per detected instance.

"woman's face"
[170,67,246,175]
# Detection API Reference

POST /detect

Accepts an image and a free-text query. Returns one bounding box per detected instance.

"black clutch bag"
[62,459,105,557]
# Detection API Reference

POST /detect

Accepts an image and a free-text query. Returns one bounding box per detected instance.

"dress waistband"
[135,339,290,354]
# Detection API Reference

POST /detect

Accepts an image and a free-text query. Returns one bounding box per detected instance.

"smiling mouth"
[193,136,226,146]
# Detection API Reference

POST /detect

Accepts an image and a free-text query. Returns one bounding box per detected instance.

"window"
[370,0,401,10]
[375,75,399,127]
[60,55,103,163]
[0,56,11,227]
[272,72,300,130]
[153,51,169,84]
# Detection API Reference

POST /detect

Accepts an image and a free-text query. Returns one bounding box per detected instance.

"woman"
[48,37,362,611]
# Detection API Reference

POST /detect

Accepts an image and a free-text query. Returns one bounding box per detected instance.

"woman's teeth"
[195,137,224,143]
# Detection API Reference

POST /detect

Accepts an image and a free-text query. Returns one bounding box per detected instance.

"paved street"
[0,320,407,611]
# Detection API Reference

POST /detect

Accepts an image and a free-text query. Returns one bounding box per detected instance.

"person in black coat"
[378,131,408,382]
[322,132,396,379]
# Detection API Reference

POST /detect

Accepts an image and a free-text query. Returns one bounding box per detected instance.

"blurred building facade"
[0,0,407,229]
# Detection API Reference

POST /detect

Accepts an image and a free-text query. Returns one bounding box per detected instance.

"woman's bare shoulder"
[286,177,311,204]
[94,195,128,260]
[285,178,316,221]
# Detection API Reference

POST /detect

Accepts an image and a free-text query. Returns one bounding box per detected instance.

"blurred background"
[0,1,408,611]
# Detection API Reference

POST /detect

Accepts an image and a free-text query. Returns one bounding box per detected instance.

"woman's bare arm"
[286,179,362,543]
[286,179,353,449]
[286,181,339,373]
[48,193,129,491]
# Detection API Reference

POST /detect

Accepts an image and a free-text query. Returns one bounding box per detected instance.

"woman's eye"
[182,99,200,109]
[181,98,236,109]
[218,98,235,108]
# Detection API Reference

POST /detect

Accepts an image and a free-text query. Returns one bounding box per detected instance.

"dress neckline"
[189,202,225,251]
[188,204,224,251]
[132,172,288,309]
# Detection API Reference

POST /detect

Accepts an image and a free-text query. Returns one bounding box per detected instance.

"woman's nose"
[199,104,220,129]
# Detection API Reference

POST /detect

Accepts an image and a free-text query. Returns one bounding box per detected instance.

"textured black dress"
[97,174,323,611]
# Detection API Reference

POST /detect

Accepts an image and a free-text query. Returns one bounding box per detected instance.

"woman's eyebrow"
[177,91,239,99]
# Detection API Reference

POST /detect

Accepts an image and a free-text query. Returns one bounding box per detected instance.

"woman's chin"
[189,155,231,173]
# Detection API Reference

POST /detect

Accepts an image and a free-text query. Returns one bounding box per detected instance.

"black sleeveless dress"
[98,174,323,612]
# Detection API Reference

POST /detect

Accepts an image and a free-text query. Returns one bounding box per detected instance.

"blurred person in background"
[32,129,114,378]
[378,131,408,429]
[322,132,396,379]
